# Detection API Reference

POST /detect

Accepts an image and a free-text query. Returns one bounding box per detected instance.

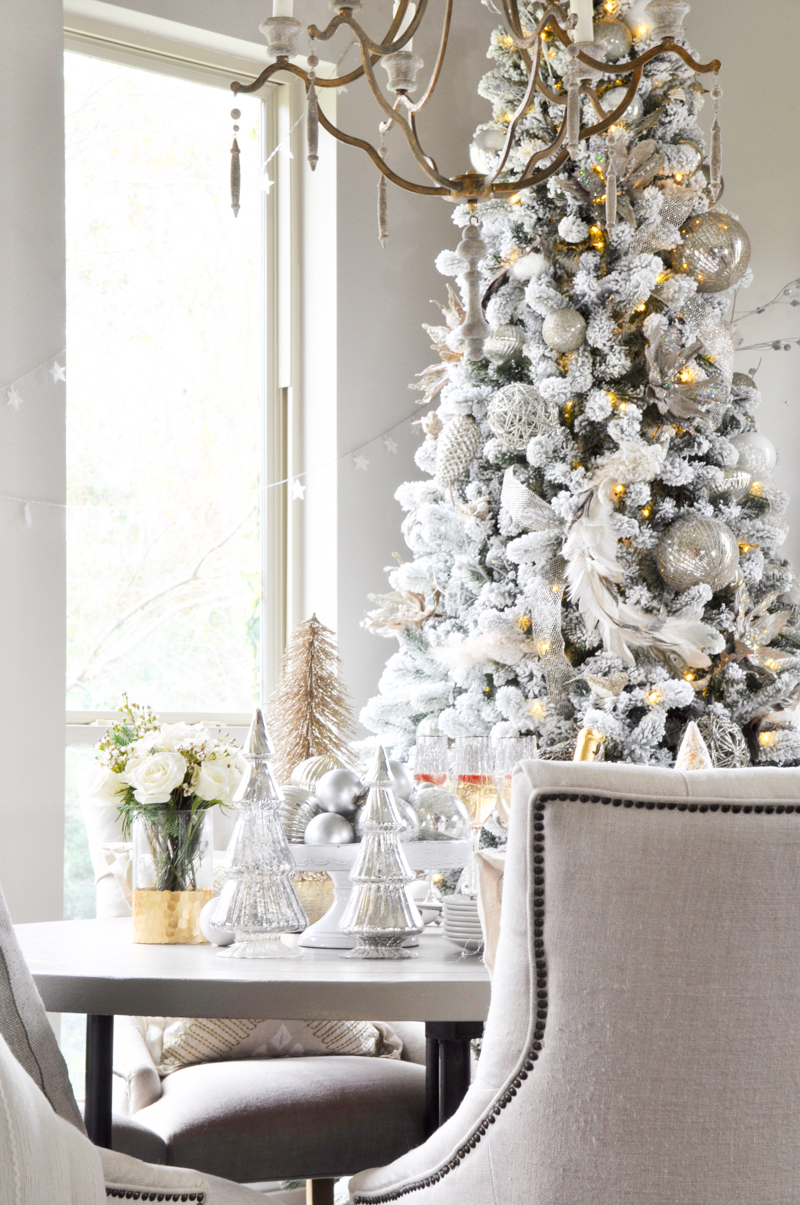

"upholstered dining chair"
[79,787,427,1193]
[350,758,800,1205]
[0,876,269,1203]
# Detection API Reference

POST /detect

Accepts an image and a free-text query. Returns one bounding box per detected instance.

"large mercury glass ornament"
[671,211,751,293]
[213,709,308,959]
[656,516,740,592]
[591,18,633,60]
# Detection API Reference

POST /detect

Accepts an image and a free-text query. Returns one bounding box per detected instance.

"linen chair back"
[0,882,85,1130]
[350,760,800,1205]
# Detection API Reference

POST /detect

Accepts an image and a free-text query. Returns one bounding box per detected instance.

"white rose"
[87,765,127,806]
[158,722,210,751]
[128,751,188,805]
[193,760,235,805]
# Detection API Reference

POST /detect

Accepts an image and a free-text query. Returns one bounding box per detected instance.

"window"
[61,30,289,1096]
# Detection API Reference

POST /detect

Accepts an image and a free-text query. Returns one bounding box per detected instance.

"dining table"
[16,917,491,1148]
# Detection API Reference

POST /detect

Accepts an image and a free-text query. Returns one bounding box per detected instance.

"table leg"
[425,1021,484,1130]
[84,1014,114,1148]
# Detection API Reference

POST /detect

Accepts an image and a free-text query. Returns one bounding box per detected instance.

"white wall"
[0,0,66,921]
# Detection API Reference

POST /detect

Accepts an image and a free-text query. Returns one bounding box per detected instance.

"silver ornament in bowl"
[487,382,560,451]
[671,211,751,294]
[290,754,347,791]
[541,307,586,353]
[412,787,471,841]
[387,759,415,801]
[278,785,322,843]
[304,811,355,845]
[484,324,525,366]
[656,516,740,592]
[315,768,364,817]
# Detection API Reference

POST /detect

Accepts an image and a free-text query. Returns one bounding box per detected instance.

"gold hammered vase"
[132,888,214,944]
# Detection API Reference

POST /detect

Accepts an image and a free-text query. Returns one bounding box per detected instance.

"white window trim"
[62,6,336,728]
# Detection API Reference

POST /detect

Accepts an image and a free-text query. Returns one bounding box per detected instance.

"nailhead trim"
[105,1191,203,1202]
[352,791,793,1201]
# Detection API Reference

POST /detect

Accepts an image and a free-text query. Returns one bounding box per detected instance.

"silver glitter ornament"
[488,383,560,451]
[656,516,740,592]
[304,811,355,845]
[731,431,776,473]
[435,415,480,487]
[709,466,752,503]
[591,18,633,60]
[541,307,586,352]
[484,324,525,365]
[671,211,751,294]
[696,714,750,768]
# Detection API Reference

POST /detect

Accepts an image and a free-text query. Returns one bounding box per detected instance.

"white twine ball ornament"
[487,383,560,451]
[541,307,587,353]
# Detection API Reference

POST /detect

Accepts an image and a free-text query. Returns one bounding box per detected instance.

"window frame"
[62,11,303,731]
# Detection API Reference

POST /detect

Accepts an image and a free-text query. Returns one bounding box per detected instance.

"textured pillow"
[137,1016,403,1076]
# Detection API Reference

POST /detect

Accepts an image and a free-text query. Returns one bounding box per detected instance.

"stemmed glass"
[452,736,498,896]
[494,736,538,826]
[413,735,450,789]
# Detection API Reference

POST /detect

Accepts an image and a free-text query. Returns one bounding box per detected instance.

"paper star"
[354,454,370,472]
[291,477,306,500]
[48,361,66,383]
[6,386,23,410]
[383,436,398,454]
[260,174,274,194]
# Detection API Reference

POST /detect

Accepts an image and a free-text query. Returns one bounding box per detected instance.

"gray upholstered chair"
[350,759,800,1204]
[0,877,267,1203]
[79,789,426,1191]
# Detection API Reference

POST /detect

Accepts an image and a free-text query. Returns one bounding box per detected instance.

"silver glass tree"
[213,708,308,959]
[339,746,423,960]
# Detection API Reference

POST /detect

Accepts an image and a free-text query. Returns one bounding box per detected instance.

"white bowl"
[444,936,484,954]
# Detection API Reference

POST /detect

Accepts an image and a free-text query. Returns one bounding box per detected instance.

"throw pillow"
[137,1015,403,1076]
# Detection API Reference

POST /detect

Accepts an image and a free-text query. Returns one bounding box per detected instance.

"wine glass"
[494,736,538,825]
[413,735,450,789]
[452,736,498,895]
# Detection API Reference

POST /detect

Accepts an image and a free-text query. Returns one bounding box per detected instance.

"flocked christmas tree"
[268,614,357,782]
[362,0,800,767]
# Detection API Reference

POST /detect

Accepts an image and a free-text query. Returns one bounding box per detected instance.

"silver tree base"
[218,932,303,959]
[341,936,419,960]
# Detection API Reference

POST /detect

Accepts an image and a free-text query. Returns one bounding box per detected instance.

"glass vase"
[131,811,213,944]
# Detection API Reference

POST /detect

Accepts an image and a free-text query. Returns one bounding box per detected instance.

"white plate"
[443,925,483,937]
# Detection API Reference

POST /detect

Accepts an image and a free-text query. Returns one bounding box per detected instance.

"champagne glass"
[413,735,450,789]
[494,736,537,825]
[452,736,498,895]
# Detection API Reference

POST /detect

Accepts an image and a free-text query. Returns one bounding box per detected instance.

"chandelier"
[229,0,720,358]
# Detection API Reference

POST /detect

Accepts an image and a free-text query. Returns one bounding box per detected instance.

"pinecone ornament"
[435,415,480,487]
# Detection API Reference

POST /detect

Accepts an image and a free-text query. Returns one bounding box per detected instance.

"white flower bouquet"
[92,697,242,893]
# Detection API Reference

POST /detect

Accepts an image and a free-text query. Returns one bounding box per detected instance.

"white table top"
[16,919,491,1023]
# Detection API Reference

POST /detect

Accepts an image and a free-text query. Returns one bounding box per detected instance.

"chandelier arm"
[309,0,429,58]
[502,6,574,54]
[494,145,571,193]
[354,36,454,189]
[314,103,447,196]
[482,35,546,186]
[405,0,454,114]
[582,85,610,120]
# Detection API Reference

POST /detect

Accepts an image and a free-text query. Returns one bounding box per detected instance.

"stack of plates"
[442,895,484,955]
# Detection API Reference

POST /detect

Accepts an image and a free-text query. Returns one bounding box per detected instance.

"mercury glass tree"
[340,747,423,959]
[213,709,307,958]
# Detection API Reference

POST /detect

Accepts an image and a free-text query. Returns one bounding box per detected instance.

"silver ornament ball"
[412,787,471,841]
[303,811,355,845]
[671,211,751,294]
[591,18,633,60]
[469,126,506,174]
[541,307,586,353]
[600,86,644,126]
[731,431,776,473]
[387,759,415,800]
[656,516,740,592]
[709,466,752,503]
[487,382,559,451]
[315,768,364,817]
[484,324,525,365]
